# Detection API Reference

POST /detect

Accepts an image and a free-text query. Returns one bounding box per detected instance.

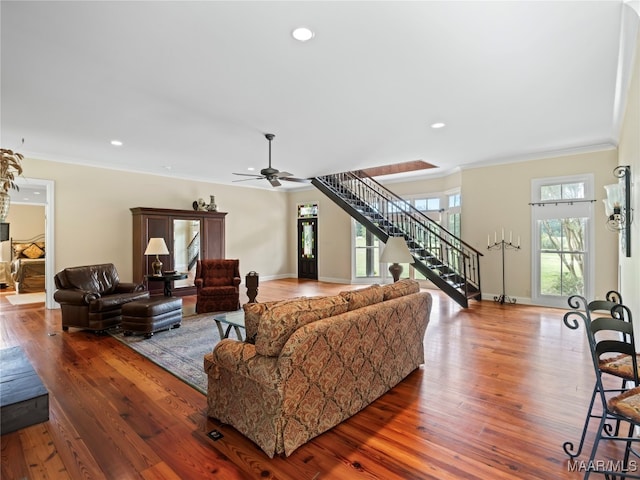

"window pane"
[427,198,440,210]
[448,194,461,208]
[541,184,561,201]
[301,222,314,258]
[539,217,586,297]
[449,213,460,237]
[414,199,427,211]
[562,183,585,200]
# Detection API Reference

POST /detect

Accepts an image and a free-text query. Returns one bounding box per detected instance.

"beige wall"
[4,203,45,240]
[21,158,293,283]
[462,150,618,302]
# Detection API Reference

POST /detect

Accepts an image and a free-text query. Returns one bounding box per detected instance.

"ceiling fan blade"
[233,172,263,177]
[268,177,281,187]
[281,177,311,183]
[232,177,262,183]
[273,171,294,178]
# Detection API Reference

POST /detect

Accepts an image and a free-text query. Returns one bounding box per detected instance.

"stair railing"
[315,171,483,297]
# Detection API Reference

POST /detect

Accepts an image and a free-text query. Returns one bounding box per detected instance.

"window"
[531,175,594,307]
[354,222,380,278]
[447,192,461,238]
[415,197,441,212]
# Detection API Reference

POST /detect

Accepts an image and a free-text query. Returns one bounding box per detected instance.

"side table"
[145,273,188,297]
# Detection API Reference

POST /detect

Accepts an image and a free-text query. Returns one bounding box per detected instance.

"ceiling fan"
[233,133,309,187]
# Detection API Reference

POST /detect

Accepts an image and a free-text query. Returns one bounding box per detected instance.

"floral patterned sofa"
[203,279,432,457]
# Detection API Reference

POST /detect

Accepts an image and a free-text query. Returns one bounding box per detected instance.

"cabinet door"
[202,217,225,259]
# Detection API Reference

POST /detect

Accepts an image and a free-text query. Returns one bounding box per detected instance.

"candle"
[518,236,520,247]
[509,231,512,244]
[494,232,497,243]
[502,228,504,241]
[488,234,490,247]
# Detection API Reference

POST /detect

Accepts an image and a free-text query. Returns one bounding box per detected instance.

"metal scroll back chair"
[562,292,638,459]
[584,304,640,479]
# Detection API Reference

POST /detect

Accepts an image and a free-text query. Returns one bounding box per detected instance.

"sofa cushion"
[339,284,383,311]
[243,297,307,345]
[255,295,349,357]
[381,279,420,300]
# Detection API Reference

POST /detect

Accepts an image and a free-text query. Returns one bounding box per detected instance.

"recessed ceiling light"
[292,27,314,42]
[34,191,41,195]
[110,140,123,146]
[248,167,255,171]
[430,122,446,129]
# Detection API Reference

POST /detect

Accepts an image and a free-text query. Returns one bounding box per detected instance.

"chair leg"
[585,416,640,479]
[586,412,609,480]
[565,383,599,458]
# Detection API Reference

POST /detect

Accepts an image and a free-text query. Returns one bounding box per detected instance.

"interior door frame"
[15,177,56,309]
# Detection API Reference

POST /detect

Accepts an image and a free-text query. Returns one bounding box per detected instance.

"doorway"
[14,177,55,309]
[297,218,318,280]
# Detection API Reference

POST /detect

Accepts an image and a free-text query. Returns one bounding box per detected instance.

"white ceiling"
[2,1,639,200]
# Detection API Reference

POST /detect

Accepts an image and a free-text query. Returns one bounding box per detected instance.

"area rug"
[5,292,46,305]
[109,313,236,394]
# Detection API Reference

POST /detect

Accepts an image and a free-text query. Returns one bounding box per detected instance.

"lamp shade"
[604,183,624,213]
[380,237,414,264]
[144,238,169,256]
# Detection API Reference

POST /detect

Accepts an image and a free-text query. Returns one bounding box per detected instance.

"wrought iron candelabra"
[488,230,521,304]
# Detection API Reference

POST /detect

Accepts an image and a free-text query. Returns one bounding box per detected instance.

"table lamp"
[380,236,414,282]
[145,238,169,276]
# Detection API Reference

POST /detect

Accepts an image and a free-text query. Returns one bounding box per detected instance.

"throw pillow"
[339,284,383,311]
[381,279,420,301]
[22,243,45,259]
[255,295,348,357]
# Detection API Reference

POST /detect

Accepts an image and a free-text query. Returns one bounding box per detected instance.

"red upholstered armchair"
[195,259,241,313]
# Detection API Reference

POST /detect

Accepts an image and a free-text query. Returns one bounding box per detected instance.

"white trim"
[14,177,56,309]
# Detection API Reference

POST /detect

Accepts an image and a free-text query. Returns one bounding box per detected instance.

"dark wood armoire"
[131,207,227,296]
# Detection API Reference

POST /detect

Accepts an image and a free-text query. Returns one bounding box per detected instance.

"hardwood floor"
[0,279,625,479]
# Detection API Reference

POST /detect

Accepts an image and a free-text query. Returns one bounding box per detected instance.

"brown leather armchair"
[195,259,241,313]
[54,263,149,332]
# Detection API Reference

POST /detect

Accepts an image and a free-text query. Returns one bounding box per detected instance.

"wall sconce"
[380,236,414,282]
[144,237,169,276]
[603,165,632,257]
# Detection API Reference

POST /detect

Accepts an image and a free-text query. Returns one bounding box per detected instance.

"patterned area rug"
[109,313,235,394]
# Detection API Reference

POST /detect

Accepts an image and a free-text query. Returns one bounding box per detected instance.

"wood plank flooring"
[0,279,627,479]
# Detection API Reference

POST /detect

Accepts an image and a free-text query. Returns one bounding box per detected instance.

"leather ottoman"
[121,297,182,338]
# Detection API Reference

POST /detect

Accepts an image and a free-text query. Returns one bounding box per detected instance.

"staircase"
[311,171,483,308]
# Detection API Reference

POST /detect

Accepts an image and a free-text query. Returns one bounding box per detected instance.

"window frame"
[531,174,595,307]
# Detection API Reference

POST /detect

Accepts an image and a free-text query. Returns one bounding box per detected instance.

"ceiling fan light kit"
[232,133,308,188]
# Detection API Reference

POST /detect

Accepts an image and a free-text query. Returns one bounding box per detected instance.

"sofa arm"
[194,278,204,289]
[53,289,99,305]
[115,282,145,293]
[210,339,280,387]
[233,277,241,287]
